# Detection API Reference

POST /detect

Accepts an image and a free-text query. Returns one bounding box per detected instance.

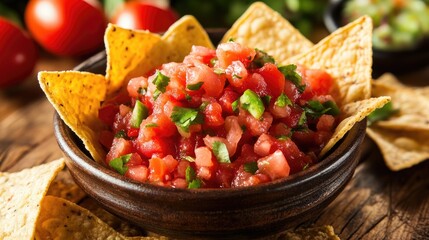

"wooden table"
[1,52,429,240]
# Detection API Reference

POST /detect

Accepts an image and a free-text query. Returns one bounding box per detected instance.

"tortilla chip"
[162,15,215,61]
[279,225,340,240]
[35,196,155,240]
[320,97,391,157]
[104,24,169,98]
[376,73,429,96]
[372,77,429,131]
[47,179,86,203]
[0,159,65,240]
[367,126,429,171]
[79,197,144,237]
[286,16,373,106]
[38,71,107,163]
[221,2,313,63]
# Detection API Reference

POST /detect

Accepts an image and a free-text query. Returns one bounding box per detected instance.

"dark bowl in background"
[324,0,429,76]
[54,29,367,239]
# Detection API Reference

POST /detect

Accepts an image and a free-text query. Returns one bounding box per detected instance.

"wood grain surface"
[1,54,428,239]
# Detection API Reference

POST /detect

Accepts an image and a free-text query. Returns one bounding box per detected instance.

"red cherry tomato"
[0,17,38,88]
[111,2,178,32]
[24,0,107,56]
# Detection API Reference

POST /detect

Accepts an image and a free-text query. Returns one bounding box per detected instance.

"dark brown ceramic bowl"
[53,31,367,239]
[324,0,429,77]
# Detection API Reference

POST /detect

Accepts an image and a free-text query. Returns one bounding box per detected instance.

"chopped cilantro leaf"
[231,99,239,112]
[187,82,204,91]
[249,49,275,69]
[185,166,196,183]
[170,106,204,132]
[243,162,258,174]
[278,64,305,93]
[298,111,307,127]
[152,70,170,94]
[212,141,231,163]
[304,100,340,119]
[210,57,218,66]
[277,135,290,140]
[275,93,292,107]
[239,89,265,119]
[228,37,235,42]
[262,95,272,106]
[182,156,195,162]
[368,101,398,126]
[114,130,127,139]
[213,68,225,75]
[232,74,242,79]
[145,123,158,128]
[188,179,202,189]
[130,100,148,128]
[109,154,132,175]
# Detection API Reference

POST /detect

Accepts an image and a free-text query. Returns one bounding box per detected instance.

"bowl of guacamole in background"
[324,0,429,75]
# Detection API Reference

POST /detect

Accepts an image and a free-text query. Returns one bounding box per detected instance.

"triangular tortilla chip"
[38,71,106,163]
[221,2,313,63]
[320,96,391,156]
[35,196,156,240]
[0,159,65,240]
[104,24,169,98]
[367,126,429,171]
[372,77,429,131]
[286,16,373,106]
[162,15,215,61]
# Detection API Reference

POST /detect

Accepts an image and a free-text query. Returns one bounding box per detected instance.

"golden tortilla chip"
[286,16,373,106]
[279,225,340,240]
[35,196,155,240]
[79,197,144,237]
[47,179,86,203]
[221,2,313,63]
[320,97,391,157]
[38,71,107,163]
[367,126,429,171]
[162,15,215,61]
[0,159,65,240]
[104,24,169,98]
[372,77,429,131]
[376,73,429,96]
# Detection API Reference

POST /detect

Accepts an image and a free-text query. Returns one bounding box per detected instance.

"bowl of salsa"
[324,0,429,75]
[53,39,367,238]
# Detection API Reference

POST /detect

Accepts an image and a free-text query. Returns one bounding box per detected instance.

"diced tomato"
[269,101,291,118]
[202,99,224,127]
[303,68,334,96]
[148,157,166,182]
[194,146,215,167]
[99,104,119,127]
[225,60,248,88]
[171,178,188,189]
[106,138,133,163]
[174,160,191,178]
[99,130,114,149]
[257,150,290,180]
[280,106,303,128]
[163,155,179,174]
[125,165,149,183]
[238,110,273,136]
[214,164,235,188]
[224,116,243,156]
[238,72,268,96]
[274,137,313,174]
[125,152,144,166]
[269,123,291,138]
[317,114,336,132]
[256,63,285,98]
[184,45,216,65]
[136,136,176,158]
[231,166,265,187]
[218,87,239,115]
[254,133,274,157]
[216,42,256,68]
[127,128,139,138]
[127,76,148,98]
[186,63,225,97]
[197,166,212,181]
